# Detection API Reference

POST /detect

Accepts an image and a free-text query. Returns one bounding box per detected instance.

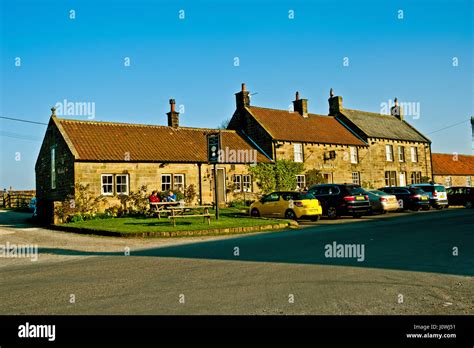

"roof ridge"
[344,108,394,118]
[249,105,333,118]
[433,152,473,157]
[56,117,236,133]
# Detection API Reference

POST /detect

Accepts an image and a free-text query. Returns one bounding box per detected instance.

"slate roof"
[53,117,271,163]
[432,153,474,175]
[246,106,366,146]
[339,109,430,143]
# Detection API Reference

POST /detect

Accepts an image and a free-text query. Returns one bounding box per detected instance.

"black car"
[377,186,430,211]
[308,184,371,219]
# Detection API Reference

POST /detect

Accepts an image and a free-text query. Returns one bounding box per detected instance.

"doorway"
[399,172,406,187]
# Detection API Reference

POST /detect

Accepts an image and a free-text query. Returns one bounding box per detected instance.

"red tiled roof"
[432,153,474,175]
[54,118,271,163]
[246,106,366,146]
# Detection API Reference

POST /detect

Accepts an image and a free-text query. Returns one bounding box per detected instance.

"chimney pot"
[293,92,308,117]
[167,99,180,127]
[235,83,250,109]
[51,106,56,117]
[391,97,403,120]
[328,94,343,116]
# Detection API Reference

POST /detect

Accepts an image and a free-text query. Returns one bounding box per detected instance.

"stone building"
[35,100,270,222]
[432,153,474,187]
[227,84,433,189]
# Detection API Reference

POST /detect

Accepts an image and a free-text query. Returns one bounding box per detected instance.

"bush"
[55,184,107,223]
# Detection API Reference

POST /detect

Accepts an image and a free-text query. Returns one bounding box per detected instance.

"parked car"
[377,186,430,211]
[249,191,322,221]
[409,183,448,209]
[28,197,37,217]
[366,190,400,214]
[446,186,474,208]
[308,184,371,219]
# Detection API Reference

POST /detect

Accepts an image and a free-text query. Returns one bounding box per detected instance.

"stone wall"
[35,118,75,222]
[74,161,261,207]
[433,175,473,187]
[272,138,432,189]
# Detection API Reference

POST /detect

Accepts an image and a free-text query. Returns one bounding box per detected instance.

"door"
[260,193,281,217]
[216,168,226,207]
[399,172,406,187]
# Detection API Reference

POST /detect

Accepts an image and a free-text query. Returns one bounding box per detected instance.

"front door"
[399,172,406,187]
[216,168,226,206]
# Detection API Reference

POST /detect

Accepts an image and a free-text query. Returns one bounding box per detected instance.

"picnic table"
[167,205,213,227]
[149,201,179,219]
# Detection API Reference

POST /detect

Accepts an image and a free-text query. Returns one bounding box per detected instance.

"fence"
[0,190,36,209]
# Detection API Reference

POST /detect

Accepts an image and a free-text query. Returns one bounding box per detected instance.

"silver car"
[366,190,400,214]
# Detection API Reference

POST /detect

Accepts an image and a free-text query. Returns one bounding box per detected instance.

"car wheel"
[327,206,338,219]
[352,213,362,218]
[465,201,473,209]
[435,205,443,210]
[285,209,297,220]
[250,208,260,217]
[310,215,320,222]
[382,209,387,214]
[422,206,430,211]
[412,207,421,212]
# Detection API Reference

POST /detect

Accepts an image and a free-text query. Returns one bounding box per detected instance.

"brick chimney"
[235,83,250,109]
[391,97,403,121]
[328,88,343,116]
[167,99,180,128]
[293,91,308,117]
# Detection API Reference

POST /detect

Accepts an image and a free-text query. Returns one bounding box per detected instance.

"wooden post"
[213,163,219,220]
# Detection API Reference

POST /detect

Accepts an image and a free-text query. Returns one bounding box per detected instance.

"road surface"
[0,208,473,314]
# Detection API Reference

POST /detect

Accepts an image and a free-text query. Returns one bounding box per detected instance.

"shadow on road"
[34,209,474,277]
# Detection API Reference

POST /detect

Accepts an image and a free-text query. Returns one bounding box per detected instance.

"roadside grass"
[60,208,289,236]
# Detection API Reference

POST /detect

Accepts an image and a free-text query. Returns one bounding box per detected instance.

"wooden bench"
[167,206,212,227]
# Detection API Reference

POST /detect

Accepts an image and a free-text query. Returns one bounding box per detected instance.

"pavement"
[0,208,473,314]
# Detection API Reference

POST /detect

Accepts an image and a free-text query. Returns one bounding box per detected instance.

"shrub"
[55,184,107,223]
[184,184,197,204]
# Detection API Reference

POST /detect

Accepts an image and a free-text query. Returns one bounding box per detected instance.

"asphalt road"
[0,208,473,314]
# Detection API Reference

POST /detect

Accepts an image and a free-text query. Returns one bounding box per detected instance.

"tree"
[305,169,325,187]
[248,160,305,194]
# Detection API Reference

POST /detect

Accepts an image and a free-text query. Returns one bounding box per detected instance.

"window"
[296,175,306,190]
[161,174,172,191]
[173,174,185,192]
[263,193,280,202]
[410,172,422,184]
[385,145,393,161]
[445,176,452,187]
[116,174,129,195]
[233,175,242,192]
[350,146,358,164]
[384,171,397,187]
[51,147,56,189]
[410,147,418,163]
[351,172,360,185]
[101,174,114,195]
[243,175,252,192]
[398,146,405,162]
[294,143,303,162]
[467,176,472,187]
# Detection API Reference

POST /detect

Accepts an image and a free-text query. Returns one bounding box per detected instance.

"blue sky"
[1,0,472,189]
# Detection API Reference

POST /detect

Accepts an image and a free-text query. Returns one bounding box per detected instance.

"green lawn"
[60,208,289,236]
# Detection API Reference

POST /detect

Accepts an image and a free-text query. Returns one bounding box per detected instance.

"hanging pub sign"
[207,132,221,164]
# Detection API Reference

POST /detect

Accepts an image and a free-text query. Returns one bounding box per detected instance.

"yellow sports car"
[249,191,322,221]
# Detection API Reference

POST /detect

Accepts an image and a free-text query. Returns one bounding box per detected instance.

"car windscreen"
[434,185,446,192]
[348,186,366,195]
[370,190,389,196]
[410,188,426,194]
